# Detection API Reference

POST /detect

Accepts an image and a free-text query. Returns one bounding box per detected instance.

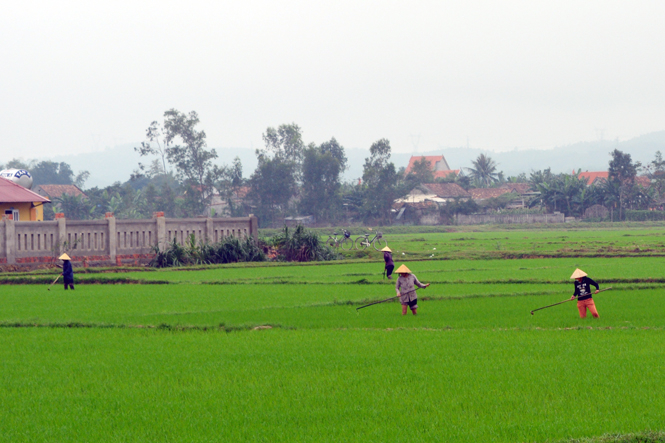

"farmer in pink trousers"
[570,268,600,318]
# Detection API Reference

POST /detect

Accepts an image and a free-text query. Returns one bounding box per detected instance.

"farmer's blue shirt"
[574,276,599,301]
[62,261,74,281]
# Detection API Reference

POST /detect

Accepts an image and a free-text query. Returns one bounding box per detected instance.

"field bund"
[1,225,665,443]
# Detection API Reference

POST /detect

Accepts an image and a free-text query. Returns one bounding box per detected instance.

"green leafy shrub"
[624,210,665,221]
[150,234,266,268]
[270,225,339,262]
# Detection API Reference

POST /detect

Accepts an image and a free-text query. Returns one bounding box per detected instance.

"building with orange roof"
[576,171,651,188]
[405,155,459,180]
[0,177,51,221]
[577,171,608,185]
[34,184,88,200]
[468,188,512,200]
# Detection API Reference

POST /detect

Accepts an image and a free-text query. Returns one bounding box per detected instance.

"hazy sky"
[2,0,665,160]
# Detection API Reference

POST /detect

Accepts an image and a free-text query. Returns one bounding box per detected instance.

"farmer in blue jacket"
[382,246,394,279]
[59,253,75,290]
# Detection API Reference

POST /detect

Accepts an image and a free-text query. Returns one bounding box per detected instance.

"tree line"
[4,108,665,224]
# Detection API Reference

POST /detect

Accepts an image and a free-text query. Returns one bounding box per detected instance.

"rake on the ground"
[530,287,612,315]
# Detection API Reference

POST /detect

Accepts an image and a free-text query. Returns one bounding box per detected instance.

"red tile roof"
[36,184,87,199]
[234,186,251,199]
[405,156,444,173]
[501,183,532,194]
[422,183,471,198]
[433,169,459,179]
[0,178,51,203]
[469,188,511,200]
[578,171,608,184]
[635,176,651,187]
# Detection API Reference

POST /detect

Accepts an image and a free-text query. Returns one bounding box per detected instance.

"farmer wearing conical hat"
[395,264,429,315]
[570,268,599,318]
[59,253,75,290]
[381,246,394,279]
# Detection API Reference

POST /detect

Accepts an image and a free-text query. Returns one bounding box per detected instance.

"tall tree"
[249,123,306,225]
[134,120,171,178]
[31,161,75,185]
[248,156,297,226]
[212,156,245,216]
[319,137,347,172]
[300,142,345,221]
[608,149,639,218]
[466,154,499,188]
[361,139,400,224]
[259,123,305,176]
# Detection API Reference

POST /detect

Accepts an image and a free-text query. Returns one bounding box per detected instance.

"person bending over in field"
[395,264,429,315]
[382,246,394,279]
[59,253,75,290]
[570,268,599,318]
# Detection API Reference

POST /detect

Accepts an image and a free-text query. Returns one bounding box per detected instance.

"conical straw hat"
[59,253,71,261]
[570,268,587,279]
[381,246,392,252]
[395,264,412,274]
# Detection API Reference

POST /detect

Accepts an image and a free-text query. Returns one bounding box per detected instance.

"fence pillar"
[155,214,166,251]
[5,218,15,264]
[56,216,67,254]
[107,214,116,263]
[205,217,213,242]
[249,214,258,239]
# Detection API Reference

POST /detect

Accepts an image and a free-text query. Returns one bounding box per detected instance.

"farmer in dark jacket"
[382,246,394,279]
[570,268,599,318]
[60,253,75,290]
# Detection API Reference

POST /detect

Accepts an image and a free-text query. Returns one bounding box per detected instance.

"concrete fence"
[455,212,565,225]
[0,214,258,267]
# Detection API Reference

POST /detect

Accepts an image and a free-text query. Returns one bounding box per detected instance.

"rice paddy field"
[2,224,665,443]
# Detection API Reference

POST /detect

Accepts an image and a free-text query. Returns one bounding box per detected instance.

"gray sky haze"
[2,0,665,160]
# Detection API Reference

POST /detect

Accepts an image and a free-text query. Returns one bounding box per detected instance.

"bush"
[149,225,337,267]
[150,234,266,268]
[624,210,665,221]
[270,225,339,262]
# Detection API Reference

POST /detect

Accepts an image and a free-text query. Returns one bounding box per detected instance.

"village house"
[0,177,51,221]
[404,155,459,180]
[577,171,609,185]
[207,186,251,217]
[577,171,651,188]
[393,183,470,225]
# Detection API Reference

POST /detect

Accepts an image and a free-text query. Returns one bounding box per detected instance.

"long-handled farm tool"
[530,287,612,315]
[47,274,61,291]
[357,295,399,311]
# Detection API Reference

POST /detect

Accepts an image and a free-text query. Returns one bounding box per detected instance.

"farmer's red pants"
[577,298,599,318]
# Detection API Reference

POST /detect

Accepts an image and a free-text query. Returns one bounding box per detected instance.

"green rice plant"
[1,327,664,442]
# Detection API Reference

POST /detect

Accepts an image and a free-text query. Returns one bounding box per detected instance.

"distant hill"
[392,131,665,178]
[47,131,665,188]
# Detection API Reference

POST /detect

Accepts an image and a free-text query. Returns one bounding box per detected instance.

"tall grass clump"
[150,234,266,267]
[150,225,338,267]
[270,225,339,262]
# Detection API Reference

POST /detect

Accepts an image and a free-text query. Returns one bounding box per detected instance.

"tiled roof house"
[405,155,459,180]
[468,188,512,200]
[421,183,471,199]
[34,184,88,200]
[577,171,650,188]
[577,171,609,185]
[0,177,50,221]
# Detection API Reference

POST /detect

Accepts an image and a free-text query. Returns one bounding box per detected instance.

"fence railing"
[0,214,258,266]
